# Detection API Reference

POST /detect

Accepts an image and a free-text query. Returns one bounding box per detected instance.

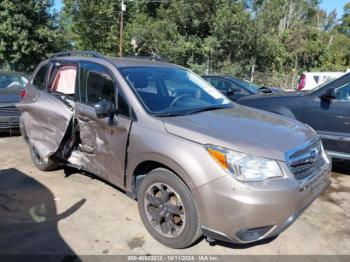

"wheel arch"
[126,157,194,199]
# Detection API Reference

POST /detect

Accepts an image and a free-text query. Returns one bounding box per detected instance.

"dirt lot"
[0,134,350,255]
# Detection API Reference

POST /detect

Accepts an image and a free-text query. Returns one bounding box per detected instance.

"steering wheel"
[169,94,191,108]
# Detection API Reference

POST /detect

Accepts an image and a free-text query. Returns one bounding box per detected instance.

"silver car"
[17,51,331,248]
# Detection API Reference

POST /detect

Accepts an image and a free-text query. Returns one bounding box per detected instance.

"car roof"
[203,74,231,78]
[50,56,180,69]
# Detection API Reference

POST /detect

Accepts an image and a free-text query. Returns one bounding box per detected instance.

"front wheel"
[137,168,201,249]
[30,143,58,171]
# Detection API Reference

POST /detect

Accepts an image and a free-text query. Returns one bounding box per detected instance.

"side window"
[336,82,350,101]
[33,63,49,90]
[226,81,249,95]
[79,62,131,117]
[79,62,115,104]
[210,79,227,92]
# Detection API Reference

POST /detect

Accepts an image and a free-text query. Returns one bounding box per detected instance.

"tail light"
[20,89,27,100]
[297,74,306,91]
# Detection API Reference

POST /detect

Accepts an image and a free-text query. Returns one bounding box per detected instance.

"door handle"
[77,116,90,122]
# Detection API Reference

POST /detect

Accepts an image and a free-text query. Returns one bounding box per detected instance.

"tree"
[0,0,65,72]
[62,0,120,56]
[339,2,350,35]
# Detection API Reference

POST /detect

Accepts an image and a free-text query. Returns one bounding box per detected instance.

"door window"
[336,82,350,101]
[209,78,228,92]
[79,63,115,104]
[33,63,50,90]
[210,78,248,95]
[78,62,131,117]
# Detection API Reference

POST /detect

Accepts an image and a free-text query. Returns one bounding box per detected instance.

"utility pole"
[119,0,126,57]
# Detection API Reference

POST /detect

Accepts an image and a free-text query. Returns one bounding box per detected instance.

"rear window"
[0,75,27,89]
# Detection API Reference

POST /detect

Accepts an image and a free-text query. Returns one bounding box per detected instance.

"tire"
[137,168,201,249]
[30,143,58,171]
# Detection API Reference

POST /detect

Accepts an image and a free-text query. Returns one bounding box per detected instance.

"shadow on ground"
[0,129,20,138]
[332,159,350,175]
[0,168,85,256]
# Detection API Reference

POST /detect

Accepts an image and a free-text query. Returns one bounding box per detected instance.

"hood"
[162,105,316,161]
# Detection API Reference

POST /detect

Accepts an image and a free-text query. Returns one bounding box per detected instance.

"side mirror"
[94,99,116,118]
[320,88,336,102]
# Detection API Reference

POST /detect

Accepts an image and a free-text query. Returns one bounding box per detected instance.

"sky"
[54,0,348,18]
[54,0,63,11]
[320,0,347,18]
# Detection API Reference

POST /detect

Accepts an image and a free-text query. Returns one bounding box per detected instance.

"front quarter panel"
[126,118,229,192]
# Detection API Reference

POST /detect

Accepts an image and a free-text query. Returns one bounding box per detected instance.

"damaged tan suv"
[18,51,331,248]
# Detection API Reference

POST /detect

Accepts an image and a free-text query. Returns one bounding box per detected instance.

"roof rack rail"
[125,52,168,62]
[50,51,105,59]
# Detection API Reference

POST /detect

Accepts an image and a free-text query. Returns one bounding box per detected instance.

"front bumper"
[193,162,331,244]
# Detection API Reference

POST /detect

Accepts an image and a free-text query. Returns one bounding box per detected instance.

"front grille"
[0,106,21,117]
[290,155,326,180]
[286,138,328,180]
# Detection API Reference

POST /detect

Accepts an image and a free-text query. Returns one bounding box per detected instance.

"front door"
[302,80,350,156]
[72,61,132,187]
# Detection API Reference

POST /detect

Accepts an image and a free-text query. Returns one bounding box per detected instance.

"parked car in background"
[18,51,331,248]
[297,71,349,91]
[202,75,281,101]
[238,72,350,160]
[0,71,28,131]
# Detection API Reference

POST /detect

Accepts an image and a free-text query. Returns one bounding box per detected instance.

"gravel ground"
[0,135,349,256]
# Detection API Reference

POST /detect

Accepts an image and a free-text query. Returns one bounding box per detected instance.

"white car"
[297,71,349,91]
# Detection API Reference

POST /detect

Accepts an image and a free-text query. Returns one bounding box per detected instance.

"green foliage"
[62,0,120,56]
[1,0,349,85]
[339,2,350,35]
[0,0,65,72]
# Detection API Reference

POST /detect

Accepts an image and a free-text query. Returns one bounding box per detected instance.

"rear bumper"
[193,163,331,244]
[0,116,20,129]
[0,105,21,129]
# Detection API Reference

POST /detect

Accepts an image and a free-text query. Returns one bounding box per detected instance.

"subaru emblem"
[310,148,318,161]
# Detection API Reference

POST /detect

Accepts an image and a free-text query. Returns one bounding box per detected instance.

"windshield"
[120,67,232,116]
[230,77,260,93]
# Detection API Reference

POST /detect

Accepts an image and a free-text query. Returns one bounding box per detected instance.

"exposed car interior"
[50,66,77,95]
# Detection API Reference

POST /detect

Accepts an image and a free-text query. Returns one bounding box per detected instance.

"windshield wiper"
[186,105,231,115]
[155,105,231,117]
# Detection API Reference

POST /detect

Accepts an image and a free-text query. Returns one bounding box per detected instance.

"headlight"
[205,145,283,182]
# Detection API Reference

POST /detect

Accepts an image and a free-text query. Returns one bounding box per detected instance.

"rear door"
[72,61,132,187]
[17,61,75,160]
[302,79,350,156]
